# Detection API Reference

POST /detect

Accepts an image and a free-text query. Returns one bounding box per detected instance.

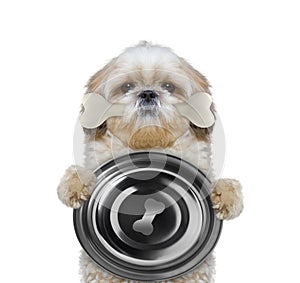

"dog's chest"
[84,130,213,178]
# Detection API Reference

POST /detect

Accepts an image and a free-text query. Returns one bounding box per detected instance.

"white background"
[0,1,299,282]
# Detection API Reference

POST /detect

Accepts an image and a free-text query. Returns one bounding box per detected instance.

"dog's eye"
[122,82,136,93]
[161,82,175,93]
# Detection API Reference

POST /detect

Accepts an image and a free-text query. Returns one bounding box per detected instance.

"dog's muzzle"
[137,90,160,116]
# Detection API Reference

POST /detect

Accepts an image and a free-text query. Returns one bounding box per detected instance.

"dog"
[57,41,243,283]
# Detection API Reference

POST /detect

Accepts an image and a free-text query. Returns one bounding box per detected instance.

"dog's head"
[84,41,214,149]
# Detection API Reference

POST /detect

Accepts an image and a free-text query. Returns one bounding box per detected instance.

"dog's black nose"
[138,90,158,102]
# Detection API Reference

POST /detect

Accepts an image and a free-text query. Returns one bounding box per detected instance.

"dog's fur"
[57,42,243,283]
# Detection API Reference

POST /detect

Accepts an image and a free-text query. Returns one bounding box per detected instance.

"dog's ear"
[179,58,215,142]
[86,58,117,92]
[82,58,117,139]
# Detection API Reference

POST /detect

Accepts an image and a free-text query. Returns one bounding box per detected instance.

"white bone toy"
[80,92,215,129]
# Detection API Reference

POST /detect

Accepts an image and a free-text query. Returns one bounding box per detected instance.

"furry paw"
[211,178,243,220]
[57,165,96,208]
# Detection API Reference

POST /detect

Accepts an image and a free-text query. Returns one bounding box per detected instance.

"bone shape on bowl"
[132,198,165,236]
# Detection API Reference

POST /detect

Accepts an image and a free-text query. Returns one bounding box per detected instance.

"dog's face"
[85,42,213,149]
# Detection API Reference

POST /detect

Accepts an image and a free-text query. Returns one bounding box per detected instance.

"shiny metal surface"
[74,151,222,281]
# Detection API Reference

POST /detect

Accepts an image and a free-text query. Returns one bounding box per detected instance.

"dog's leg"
[211,178,244,220]
[57,165,96,209]
[79,250,215,283]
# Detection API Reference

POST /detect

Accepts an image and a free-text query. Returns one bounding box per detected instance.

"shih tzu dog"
[57,41,243,283]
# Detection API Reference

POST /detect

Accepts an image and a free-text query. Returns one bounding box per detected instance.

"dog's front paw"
[211,178,243,220]
[57,165,96,209]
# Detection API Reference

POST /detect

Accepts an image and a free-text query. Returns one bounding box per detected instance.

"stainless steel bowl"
[74,151,222,281]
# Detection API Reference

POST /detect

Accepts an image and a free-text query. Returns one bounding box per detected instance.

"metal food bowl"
[74,151,222,281]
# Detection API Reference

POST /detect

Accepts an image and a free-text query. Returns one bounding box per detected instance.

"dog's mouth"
[136,98,160,116]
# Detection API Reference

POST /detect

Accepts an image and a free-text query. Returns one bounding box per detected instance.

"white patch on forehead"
[117,45,180,69]
[106,45,186,90]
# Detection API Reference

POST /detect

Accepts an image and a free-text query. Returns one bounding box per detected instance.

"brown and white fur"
[57,42,243,283]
